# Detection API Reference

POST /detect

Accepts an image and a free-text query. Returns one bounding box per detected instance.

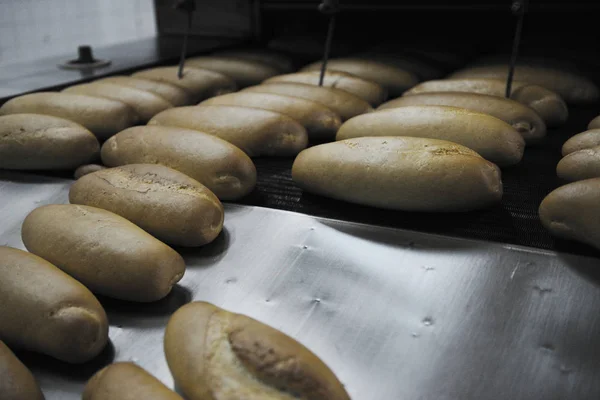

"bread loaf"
[301,58,419,97]
[378,92,546,144]
[562,129,600,156]
[69,164,224,247]
[74,164,106,179]
[199,92,341,140]
[353,53,445,81]
[22,205,186,302]
[242,82,373,121]
[292,137,502,211]
[149,105,307,157]
[404,79,568,127]
[0,92,137,140]
[83,362,183,400]
[101,126,256,200]
[264,71,387,106]
[0,246,108,363]
[213,49,294,72]
[589,115,600,130]
[557,146,600,182]
[539,178,600,250]
[186,56,281,88]
[164,301,351,400]
[97,76,193,106]
[63,82,172,122]
[0,340,45,400]
[132,67,237,102]
[336,106,524,166]
[0,114,99,170]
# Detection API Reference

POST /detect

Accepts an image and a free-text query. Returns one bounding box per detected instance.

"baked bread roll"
[74,164,106,179]
[213,49,294,72]
[292,137,502,211]
[353,53,445,81]
[199,92,341,141]
[264,71,387,106]
[336,106,524,167]
[132,67,237,102]
[300,58,419,97]
[164,301,351,400]
[403,79,568,127]
[97,76,193,106]
[22,204,186,302]
[0,114,99,170]
[0,340,45,400]
[557,146,600,182]
[101,126,256,200]
[589,115,600,130]
[0,246,108,363]
[562,129,600,156]
[378,92,546,144]
[63,82,172,123]
[149,105,307,157]
[186,56,281,88]
[242,82,373,121]
[539,178,600,250]
[0,92,137,140]
[449,64,599,104]
[70,164,224,247]
[83,362,182,400]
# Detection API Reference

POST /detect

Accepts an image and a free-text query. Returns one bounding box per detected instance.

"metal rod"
[319,14,336,86]
[177,10,194,79]
[506,1,527,97]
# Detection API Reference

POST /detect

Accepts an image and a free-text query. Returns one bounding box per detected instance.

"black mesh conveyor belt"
[236,105,600,258]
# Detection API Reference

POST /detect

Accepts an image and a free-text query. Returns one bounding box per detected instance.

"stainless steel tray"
[1,171,600,400]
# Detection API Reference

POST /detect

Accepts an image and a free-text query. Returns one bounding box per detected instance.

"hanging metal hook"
[175,0,196,79]
[505,0,529,98]
[318,0,340,86]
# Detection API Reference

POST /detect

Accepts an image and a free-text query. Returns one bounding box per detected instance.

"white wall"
[0,0,156,66]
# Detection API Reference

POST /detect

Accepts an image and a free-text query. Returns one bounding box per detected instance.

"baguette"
[336,106,524,166]
[378,92,546,144]
[149,105,307,157]
[97,76,193,106]
[70,164,224,247]
[557,147,600,182]
[22,204,186,302]
[353,53,445,81]
[449,64,599,104]
[212,49,294,72]
[63,82,172,123]
[292,137,502,211]
[242,82,373,121]
[164,301,351,400]
[404,79,568,127]
[562,129,600,156]
[589,115,600,130]
[186,56,281,88]
[199,92,341,140]
[83,362,182,400]
[0,114,99,170]
[0,92,137,140]
[0,246,108,363]
[539,178,600,250]
[101,126,256,200]
[0,340,45,400]
[264,71,387,106]
[74,164,106,179]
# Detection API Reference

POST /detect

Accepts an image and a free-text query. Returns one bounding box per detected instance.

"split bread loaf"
[264,71,387,106]
[292,137,502,211]
[0,246,108,363]
[63,83,172,123]
[539,178,600,250]
[212,49,295,72]
[149,105,308,157]
[242,82,373,121]
[589,115,600,130]
[199,92,341,141]
[557,146,600,182]
[22,204,186,302]
[562,129,600,156]
[132,66,237,103]
[449,64,600,104]
[70,164,224,247]
[336,106,524,167]
[378,92,546,144]
[0,340,45,400]
[300,58,419,97]
[164,301,351,400]
[83,362,182,400]
[97,76,193,106]
[0,92,137,140]
[0,114,99,170]
[403,79,568,127]
[185,56,281,87]
[101,126,257,200]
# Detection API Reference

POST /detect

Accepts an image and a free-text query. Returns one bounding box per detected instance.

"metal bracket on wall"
[318,0,340,86]
[505,0,529,97]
